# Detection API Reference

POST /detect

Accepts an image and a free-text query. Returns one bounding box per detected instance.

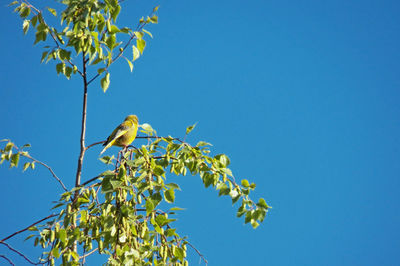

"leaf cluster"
[1,125,269,264]
[10,0,158,91]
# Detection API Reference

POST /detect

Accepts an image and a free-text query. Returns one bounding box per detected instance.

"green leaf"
[99,155,114,164]
[166,183,181,190]
[124,57,133,72]
[186,123,196,135]
[142,29,153,38]
[19,6,30,18]
[136,39,146,54]
[31,15,38,26]
[97,68,106,74]
[196,141,212,147]
[56,63,65,74]
[173,247,184,260]
[166,228,176,237]
[111,4,121,22]
[215,154,230,167]
[23,162,30,171]
[132,45,140,61]
[40,51,49,63]
[10,153,19,167]
[105,34,116,49]
[150,15,158,24]
[169,207,185,211]
[164,189,175,203]
[155,215,168,227]
[251,220,260,229]
[244,211,252,224]
[153,5,160,12]
[58,229,66,244]
[65,67,72,79]
[134,31,144,39]
[241,179,250,188]
[256,198,269,209]
[22,20,29,34]
[71,251,79,261]
[140,123,155,135]
[24,234,36,241]
[46,7,57,16]
[8,1,19,6]
[217,183,230,196]
[145,199,154,215]
[110,25,120,34]
[106,19,112,32]
[59,49,71,60]
[5,142,14,152]
[101,72,110,92]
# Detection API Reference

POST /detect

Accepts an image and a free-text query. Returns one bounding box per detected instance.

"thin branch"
[81,175,102,187]
[79,248,98,260]
[86,141,105,150]
[0,255,15,266]
[186,242,208,265]
[22,154,67,192]
[0,242,46,265]
[75,53,88,188]
[1,214,57,242]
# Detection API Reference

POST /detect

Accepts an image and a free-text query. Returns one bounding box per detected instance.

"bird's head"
[125,115,139,124]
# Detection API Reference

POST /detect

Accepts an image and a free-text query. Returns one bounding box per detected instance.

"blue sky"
[1,0,400,265]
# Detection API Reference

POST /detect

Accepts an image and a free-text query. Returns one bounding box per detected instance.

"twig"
[22,154,67,192]
[1,213,57,243]
[0,242,45,265]
[0,255,15,266]
[81,175,102,187]
[79,248,98,260]
[86,141,105,150]
[186,242,208,265]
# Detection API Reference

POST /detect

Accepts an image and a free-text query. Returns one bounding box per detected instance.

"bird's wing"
[100,123,130,155]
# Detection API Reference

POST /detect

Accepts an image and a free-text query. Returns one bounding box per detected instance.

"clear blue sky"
[1,0,400,265]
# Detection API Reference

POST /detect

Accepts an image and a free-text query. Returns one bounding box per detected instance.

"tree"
[0,0,270,265]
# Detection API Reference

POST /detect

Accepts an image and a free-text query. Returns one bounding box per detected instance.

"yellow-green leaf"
[101,72,110,92]
[124,57,133,72]
[46,7,57,16]
[132,45,140,61]
[137,39,146,54]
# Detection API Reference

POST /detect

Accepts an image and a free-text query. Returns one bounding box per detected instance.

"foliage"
[9,0,158,92]
[0,130,269,264]
[0,0,270,265]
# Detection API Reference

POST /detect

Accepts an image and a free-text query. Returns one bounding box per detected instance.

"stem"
[75,53,88,188]
[22,154,67,191]
[0,214,57,243]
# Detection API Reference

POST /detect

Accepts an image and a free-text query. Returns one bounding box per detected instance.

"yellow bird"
[100,115,139,155]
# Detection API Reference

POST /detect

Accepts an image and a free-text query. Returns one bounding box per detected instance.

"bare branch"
[81,175,102,187]
[1,214,57,243]
[22,154,68,192]
[75,53,88,188]
[0,242,46,265]
[0,255,15,266]
[86,141,105,150]
[79,248,98,260]
[186,242,208,265]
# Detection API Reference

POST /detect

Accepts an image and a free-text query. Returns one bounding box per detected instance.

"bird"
[100,115,139,155]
